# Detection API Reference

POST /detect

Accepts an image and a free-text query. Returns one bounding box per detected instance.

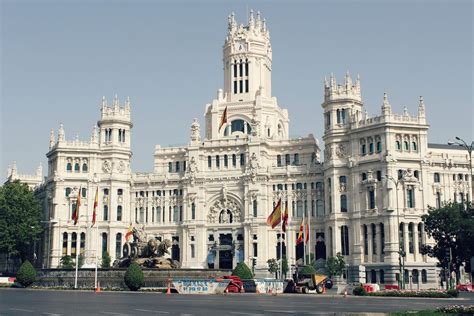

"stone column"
[413,222,419,262]
[367,224,373,263]
[403,223,409,261]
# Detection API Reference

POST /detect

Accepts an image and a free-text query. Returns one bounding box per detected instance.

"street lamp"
[40,219,58,269]
[383,173,406,290]
[448,137,473,203]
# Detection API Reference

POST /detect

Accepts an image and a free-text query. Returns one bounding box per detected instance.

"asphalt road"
[0,289,473,316]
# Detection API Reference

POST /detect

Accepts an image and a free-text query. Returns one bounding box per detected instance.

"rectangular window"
[363,226,368,255]
[372,224,377,255]
[407,188,415,208]
[245,80,249,93]
[233,81,237,94]
[156,206,161,223]
[240,153,245,166]
[436,192,441,208]
[224,155,228,168]
[183,161,186,171]
[380,224,385,254]
[233,64,237,78]
[276,155,282,167]
[245,62,248,76]
[293,153,299,165]
[239,63,243,77]
[168,162,172,173]
[285,154,290,166]
[103,205,109,221]
[368,189,375,209]
[191,244,195,258]
[176,161,180,172]
[253,243,258,257]
[208,156,212,168]
[117,205,122,221]
[239,80,243,93]
[191,203,196,220]
[253,200,257,217]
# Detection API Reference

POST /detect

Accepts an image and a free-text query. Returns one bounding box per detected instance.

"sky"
[1,0,473,177]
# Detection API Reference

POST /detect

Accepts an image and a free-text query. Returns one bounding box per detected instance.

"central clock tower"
[223,11,272,103]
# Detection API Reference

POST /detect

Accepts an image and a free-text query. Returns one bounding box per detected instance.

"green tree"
[326,253,346,277]
[232,262,254,279]
[0,181,43,263]
[267,258,279,278]
[60,255,74,269]
[16,260,37,287]
[421,202,474,279]
[101,252,111,268]
[124,263,144,291]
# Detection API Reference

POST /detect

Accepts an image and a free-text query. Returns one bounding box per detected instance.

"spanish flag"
[218,106,228,132]
[282,202,289,232]
[296,218,304,244]
[125,224,133,242]
[305,220,310,244]
[266,198,282,229]
[91,187,98,227]
[72,186,81,225]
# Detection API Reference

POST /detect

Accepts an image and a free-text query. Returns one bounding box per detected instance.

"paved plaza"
[0,289,473,315]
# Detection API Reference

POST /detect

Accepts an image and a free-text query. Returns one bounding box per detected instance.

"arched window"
[396,141,401,150]
[371,223,377,255]
[361,144,366,155]
[376,141,382,153]
[216,155,220,168]
[231,119,251,134]
[363,225,368,255]
[296,201,303,217]
[340,225,350,255]
[71,232,77,257]
[74,163,80,172]
[65,187,71,197]
[66,162,72,172]
[316,199,324,217]
[418,222,423,253]
[293,153,299,165]
[340,195,347,212]
[80,232,86,255]
[404,141,409,151]
[380,223,385,254]
[168,162,172,172]
[191,203,196,220]
[339,176,347,184]
[117,205,122,221]
[207,156,212,168]
[412,269,419,284]
[62,232,68,256]
[219,209,233,224]
[232,154,237,167]
[380,270,385,284]
[240,153,245,166]
[277,155,282,167]
[224,155,228,168]
[176,161,180,172]
[399,223,405,253]
[412,142,417,151]
[103,205,109,221]
[369,142,374,154]
[102,232,108,255]
[115,233,122,259]
[82,163,88,172]
[421,269,428,283]
[81,187,87,198]
[414,170,419,179]
[253,200,258,217]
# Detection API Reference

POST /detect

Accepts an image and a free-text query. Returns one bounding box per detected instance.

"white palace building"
[6,11,472,288]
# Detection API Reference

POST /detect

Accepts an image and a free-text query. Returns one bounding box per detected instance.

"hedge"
[367,290,459,298]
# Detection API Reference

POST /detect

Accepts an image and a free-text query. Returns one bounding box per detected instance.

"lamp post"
[448,137,473,203]
[41,219,58,269]
[384,173,406,290]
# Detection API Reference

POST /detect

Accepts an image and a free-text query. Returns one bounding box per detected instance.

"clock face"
[237,42,245,52]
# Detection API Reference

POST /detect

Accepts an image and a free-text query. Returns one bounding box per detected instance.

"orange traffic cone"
[225,288,229,296]
[268,287,272,295]
[240,286,245,293]
[344,288,347,298]
[166,278,171,295]
[95,281,101,293]
[322,284,326,294]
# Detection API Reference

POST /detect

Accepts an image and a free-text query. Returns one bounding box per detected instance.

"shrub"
[232,262,254,280]
[367,290,453,298]
[352,286,367,296]
[446,289,459,298]
[437,305,474,314]
[16,260,36,287]
[124,263,144,291]
[299,265,316,275]
[101,252,111,268]
[60,255,74,269]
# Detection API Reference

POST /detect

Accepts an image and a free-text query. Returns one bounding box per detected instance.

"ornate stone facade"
[7,12,472,288]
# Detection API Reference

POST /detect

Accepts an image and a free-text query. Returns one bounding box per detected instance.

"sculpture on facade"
[113,227,178,269]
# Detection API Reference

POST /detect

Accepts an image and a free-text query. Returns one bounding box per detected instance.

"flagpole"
[74,190,80,289]
[303,206,306,265]
[308,205,311,264]
[95,221,98,289]
[279,198,283,280]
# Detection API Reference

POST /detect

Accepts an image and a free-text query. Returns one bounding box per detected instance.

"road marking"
[263,311,296,314]
[10,308,34,313]
[229,312,264,316]
[43,313,62,316]
[134,309,169,314]
[100,312,130,316]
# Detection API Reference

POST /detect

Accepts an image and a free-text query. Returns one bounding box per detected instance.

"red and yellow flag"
[266,198,282,229]
[91,187,98,227]
[218,106,228,132]
[296,218,304,244]
[72,186,81,225]
[305,220,310,244]
[125,224,133,242]
[282,202,289,232]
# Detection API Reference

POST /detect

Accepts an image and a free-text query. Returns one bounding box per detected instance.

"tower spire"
[381,92,391,115]
[58,123,65,142]
[49,128,56,149]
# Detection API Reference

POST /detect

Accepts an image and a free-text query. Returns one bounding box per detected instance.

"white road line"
[9,308,34,313]
[229,312,264,316]
[263,311,296,314]
[134,309,169,314]
[100,312,130,316]
[42,313,62,316]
